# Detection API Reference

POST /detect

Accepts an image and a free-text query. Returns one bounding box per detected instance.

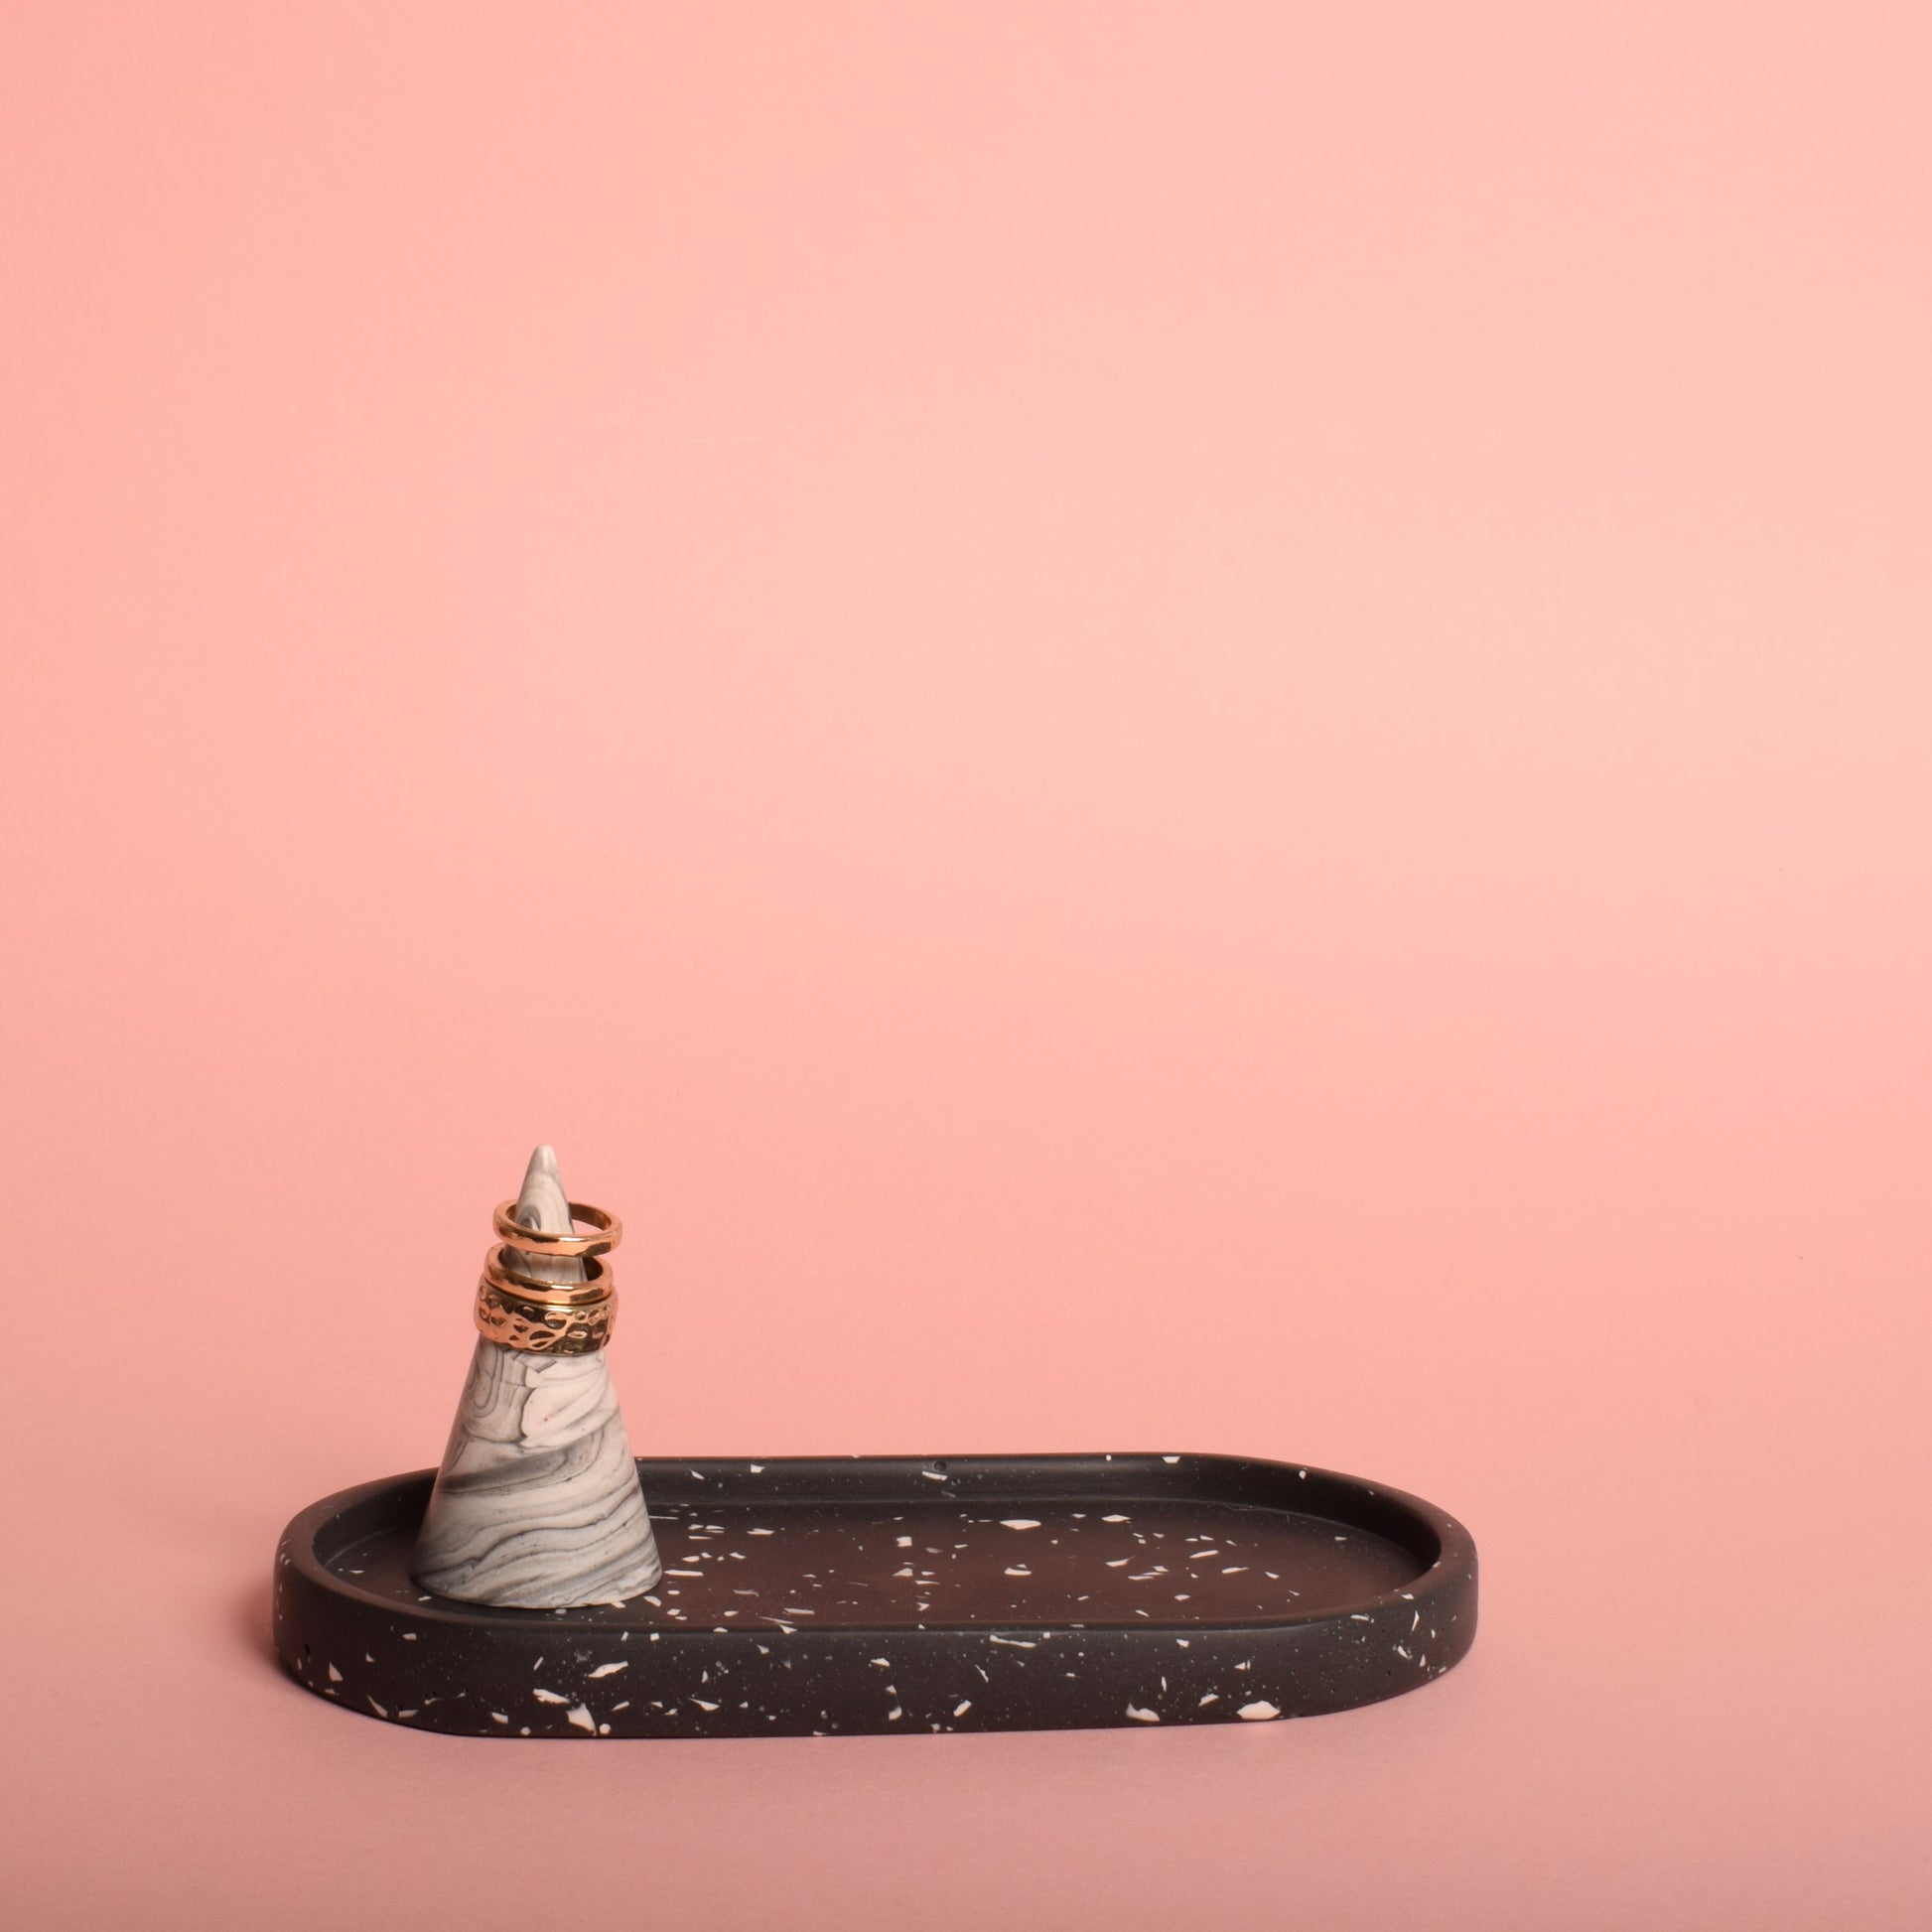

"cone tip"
[514,1144,571,1234]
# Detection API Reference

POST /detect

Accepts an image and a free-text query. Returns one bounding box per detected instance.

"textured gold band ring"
[475,1273,618,1355]
[490,1199,622,1258]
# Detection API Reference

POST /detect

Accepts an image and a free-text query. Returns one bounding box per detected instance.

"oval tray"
[273,1452,1476,1737]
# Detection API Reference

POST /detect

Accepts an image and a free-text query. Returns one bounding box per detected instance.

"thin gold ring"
[490,1199,622,1258]
[482,1250,614,1303]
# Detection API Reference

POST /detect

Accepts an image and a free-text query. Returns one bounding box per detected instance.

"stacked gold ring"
[474,1199,622,1355]
[490,1199,621,1259]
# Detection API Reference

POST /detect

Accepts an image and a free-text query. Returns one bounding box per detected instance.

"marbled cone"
[412,1146,662,1607]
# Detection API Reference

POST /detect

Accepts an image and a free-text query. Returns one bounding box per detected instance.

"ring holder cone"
[412,1146,662,1608]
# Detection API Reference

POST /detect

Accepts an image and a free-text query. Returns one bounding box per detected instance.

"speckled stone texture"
[278,1452,1477,1737]
[411,1148,661,1608]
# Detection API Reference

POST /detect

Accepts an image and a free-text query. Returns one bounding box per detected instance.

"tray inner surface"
[325,1492,1425,1628]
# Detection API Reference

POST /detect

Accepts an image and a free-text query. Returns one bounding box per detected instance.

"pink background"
[4,4,1930,1927]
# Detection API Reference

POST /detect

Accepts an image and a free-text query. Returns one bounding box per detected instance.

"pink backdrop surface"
[4,4,1930,1927]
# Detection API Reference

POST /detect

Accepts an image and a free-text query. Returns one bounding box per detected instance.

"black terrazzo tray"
[272,1452,1476,1737]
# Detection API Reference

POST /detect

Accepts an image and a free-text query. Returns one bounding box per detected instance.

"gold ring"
[482,1250,614,1302]
[490,1199,622,1258]
[475,1274,618,1355]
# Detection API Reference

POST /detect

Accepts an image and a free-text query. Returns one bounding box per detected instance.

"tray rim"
[281,1449,1475,1638]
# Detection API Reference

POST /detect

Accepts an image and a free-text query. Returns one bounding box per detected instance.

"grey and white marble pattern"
[412,1146,661,1609]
